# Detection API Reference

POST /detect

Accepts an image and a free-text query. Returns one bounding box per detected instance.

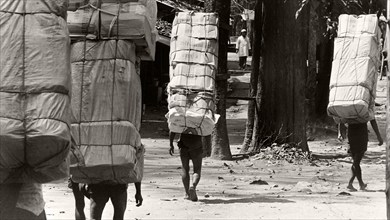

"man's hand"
[378,137,384,146]
[169,145,174,156]
[135,192,143,207]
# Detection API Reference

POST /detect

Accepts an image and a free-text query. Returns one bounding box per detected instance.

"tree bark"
[387,61,390,220]
[256,0,308,151]
[240,0,262,154]
[306,0,318,122]
[315,36,333,119]
[205,0,232,160]
[386,1,390,217]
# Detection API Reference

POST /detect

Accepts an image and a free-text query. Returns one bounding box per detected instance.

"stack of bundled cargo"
[327,14,381,124]
[166,12,220,136]
[67,0,157,60]
[68,0,154,184]
[0,0,71,183]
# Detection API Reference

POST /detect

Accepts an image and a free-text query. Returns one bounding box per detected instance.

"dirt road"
[42,77,387,219]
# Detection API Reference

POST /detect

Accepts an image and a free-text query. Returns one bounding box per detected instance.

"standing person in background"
[236,29,251,70]
[169,129,203,202]
[347,119,383,191]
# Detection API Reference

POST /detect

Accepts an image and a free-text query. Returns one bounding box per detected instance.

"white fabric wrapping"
[0,0,68,18]
[171,12,218,39]
[338,14,381,39]
[166,92,219,136]
[169,64,215,91]
[170,36,218,55]
[67,1,157,60]
[170,50,218,67]
[330,57,378,90]
[0,5,71,183]
[68,0,154,11]
[333,36,380,64]
[70,40,143,184]
[328,14,380,123]
[167,12,219,136]
[328,85,375,123]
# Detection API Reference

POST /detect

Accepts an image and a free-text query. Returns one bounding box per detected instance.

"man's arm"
[370,119,383,146]
[169,131,176,155]
[134,182,143,207]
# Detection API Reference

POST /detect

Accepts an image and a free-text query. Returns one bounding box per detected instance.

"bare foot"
[360,183,368,191]
[189,187,198,202]
[347,185,357,192]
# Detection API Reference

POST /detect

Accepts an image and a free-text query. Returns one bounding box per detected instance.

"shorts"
[87,184,128,203]
[179,147,203,160]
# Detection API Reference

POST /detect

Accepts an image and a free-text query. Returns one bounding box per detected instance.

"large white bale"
[166,91,219,136]
[333,36,380,63]
[327,85,375,123]
[0,0,68,18]
[330,57,378,91]
[67,1,157,60]
[172,12,218,39]
[70,40,143,184]
[338,14,381,39]
[169,64,215,91]
[0,5,71,183]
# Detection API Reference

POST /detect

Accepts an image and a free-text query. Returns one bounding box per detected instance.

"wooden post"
[386,1,390,218]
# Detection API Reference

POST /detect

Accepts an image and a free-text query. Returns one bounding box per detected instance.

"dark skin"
[89,183,143,220]
[347,119,383,191]
[169,132,202,200]
[70,135,143,219]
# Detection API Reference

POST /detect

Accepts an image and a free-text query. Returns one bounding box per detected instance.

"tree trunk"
[306,0,319,123]
[387,62,390,220]
[315,36,333,119]
[386,1,390,217]
[205,0,232,160]
[240,0,262,154]
[255,0,308,151]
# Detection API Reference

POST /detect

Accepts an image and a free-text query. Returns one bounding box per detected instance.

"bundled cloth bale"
[333,36,380,63]
[0,0,71,183]
[167,12,219,136]
[337,14,381,40]
[67,0,157,60]
[70,40,144,184]
[327,14,380,124]
[0,0,68,18]
[171,12,218,39]
[166,90,219,136]
[169,64,215,91]
[68,0,153,11]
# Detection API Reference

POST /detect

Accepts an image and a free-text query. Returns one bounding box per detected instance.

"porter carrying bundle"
[0,0,71,183]
[166,12,220,136]
[327,14,381,123]
[70,40,144,184]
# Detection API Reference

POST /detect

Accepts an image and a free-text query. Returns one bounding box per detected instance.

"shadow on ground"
[199,195,294,204]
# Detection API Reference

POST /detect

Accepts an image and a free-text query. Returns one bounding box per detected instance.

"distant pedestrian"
[347,119,383,191]
[169,129,203,201]
[236,29,251,70]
